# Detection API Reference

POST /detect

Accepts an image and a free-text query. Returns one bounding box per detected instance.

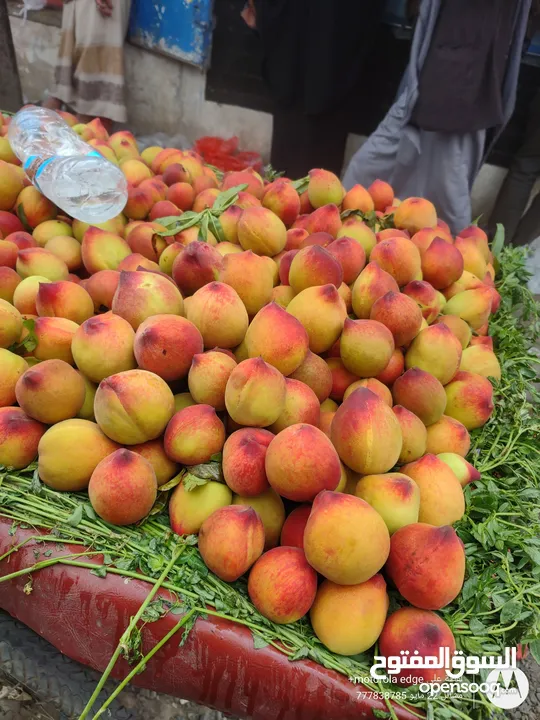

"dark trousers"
[490,89,540,246]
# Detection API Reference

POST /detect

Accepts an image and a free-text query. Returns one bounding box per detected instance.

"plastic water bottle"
[8,106,128,223]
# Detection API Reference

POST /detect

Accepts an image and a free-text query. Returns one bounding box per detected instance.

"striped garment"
[52,0,132,122]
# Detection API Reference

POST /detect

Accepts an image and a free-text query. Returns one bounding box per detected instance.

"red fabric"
[193,137,263,173]
[0,519,419,720]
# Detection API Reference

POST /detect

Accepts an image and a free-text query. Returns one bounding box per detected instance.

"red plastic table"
[0,518,420,720]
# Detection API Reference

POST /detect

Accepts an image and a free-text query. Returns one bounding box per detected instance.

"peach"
[38,419,118,491]
[367,178,393,210]
[370,291,422,347]
[459,344,500,379]
[265,424,341,501]
[342,183,375,214]
[32,317,78,364]
[220,250,274,316]
[218,204,243,244]
[232,488,285,549]
[222,168,265,199]
[112,270,183,329]
[411,228,451,255]
[44,235,82,272]
[343,378,393,406]
[392,368,446,426]
[0,406,45,468]
[386,523,465,609]
[287,284,347,354]
[164,404,225,465]
[331,388,403,474]
[140,146,162,168]
[392,406,428,464]
[340,318,395,377]
[443,287,493,331]
[277,249,297,285]
[444,371,494,430]
[304,491,390,583]
[307,169,344,208]
[32,219,72,248]
[72,217,123,241]
[76,373,97,420]
[0,239,17,268]
[326,358,359,401]
[139,177,168,204]
[84,270,120,312]
[95,369,175,444]
[158,243,184,275]
[269,378,320,433]
[244,302,309,376]
[401,454,465,525]
[234,191,261,210]
[379,607,456,684]
[171,241,223,296]
[16,186,57,229]
[187,350,236,409]
[16,247,69,281]
[454,235,487,279]
[311,574,389,655]
[280,505,311,549]
[192,174,218,194]
[437,452,480,488]
[262,179,300,226]
[129,438,178,487]
[289,350,333,402]
[186,282,248,349]
[457,225,490,259]
[237,207,287,256]
[435,315,472,349]
[425,415,470,456]
[351,263,399,319]
[0,349,28,406]
[192,188,219,213]
[303,204,341,237]
[0,298,22,348]
[166,182,194,211]
[402,280,444,324]
[337,281,352,312]
[5,231,36,253]
[199,505,265,581]
[222,428,273,496]
[225,357,286,427]
[0,267,21,303]
[149,200,182,223]
[337,216,376,256]
[0,161,24,211]
[248,546,317,623]
[377,229,410,243]
[288,245,343,294]
[442,269,485,300]
[0,210,24,235]
[81,228,130,273]
[122,158,152,187]
[161,162,189,185]
[405,324,462,385]
[394,197,437,235]
[15,359,85,424]
[326,236,366,284]
[89,449,157,525]
[370,237,421,287]
[86,118,109,140]
[12,276,50,315]
[117,253,159,272]
[355,472,420,535]
[126,222,167,262]
[72,313,136,382]
[169,480,232,535]
[35,281,94,324]
[376,348,405,386]
[285,228,308,251]
[421,238,464,289]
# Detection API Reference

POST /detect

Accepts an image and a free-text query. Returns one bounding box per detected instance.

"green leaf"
[500,599,523,623]
[471,214,483,226]
[149,493,169,516]
[84,504,96,520]
[66,505,83,527]
[188,461,223,482]
[90,566,107,578]
[182,473,209,492]
[158,472,184,492]
[288,645,310,661]
[372,711,391,719]
[30,468,44,496]
[211,184,248,214]
[210,453,222,463]
[469,617,487,635]
[252,633,269,649]
[492,223,505,259]
[529,639,540,664]
[291,175,309,194]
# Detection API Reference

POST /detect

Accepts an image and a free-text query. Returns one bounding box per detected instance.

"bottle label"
[23,150,102,193]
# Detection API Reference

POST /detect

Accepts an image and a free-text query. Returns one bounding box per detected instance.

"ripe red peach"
[405,324,462,385]
[171,241,223,296]
[376,348,405,386]
[232,488,285,550]
[402,280,444,324]
[72,312,136,382]
[443,287,493,331]
[112,270,184,330]
[370,236,421,287]
[188,350,236,410]
[326,236,366,284]
[16,247,69,281]
[401,454,465,525]
[368,179,394,211]
[32,317,78,364]
[340,318,395,377]
[186,281,248,349]
[386,523,465,609]
[0,406,46,468]
[355,473,420,535]
[421,237,464,289]
[0,266,21,303]
[225,357,286,427]
[35,280,94,324]
[425,415,471,456]
[392,405,428,464]
[245,302,309,376]
[130,438,178,486]
[343,378,393,406]
[326,358,359,401]
[220,250,274,316]
[280,504,311,549]
[392,367,447,426]
[222,427,273,496]
[308,169,344,208]
[352,263,399,319]
[237,207,287,256]
[81,227,131,273]
[394,197,437,235]
[337,217,376,256]
[435,315,472,349]
[262,179,301,227]
[288,245,343,294]
[287,284,347,354]
[15,359,85,424]
[269,378,320,433]
[444,371,494,430]
[289,350,333,402]
[370,291,423,347]
[342,183,373,212]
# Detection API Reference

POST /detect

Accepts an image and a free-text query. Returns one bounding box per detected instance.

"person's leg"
[512,192,540,245]
[489,89,540,243]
